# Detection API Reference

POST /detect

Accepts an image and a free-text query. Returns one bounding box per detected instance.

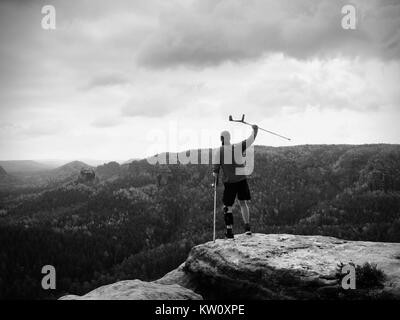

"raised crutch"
[229,114,291,141]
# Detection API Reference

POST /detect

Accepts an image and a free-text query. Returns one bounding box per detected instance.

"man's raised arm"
[240,125,258,152]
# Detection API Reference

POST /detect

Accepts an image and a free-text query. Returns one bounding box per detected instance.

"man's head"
[220,130,231,145]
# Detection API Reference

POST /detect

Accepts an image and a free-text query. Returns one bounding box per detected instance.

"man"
[213,125,258,239]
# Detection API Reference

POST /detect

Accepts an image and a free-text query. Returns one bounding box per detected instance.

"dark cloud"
[137,0,400,68]
[84,73,129,89]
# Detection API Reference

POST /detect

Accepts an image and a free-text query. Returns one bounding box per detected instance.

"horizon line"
[0,142,399,163]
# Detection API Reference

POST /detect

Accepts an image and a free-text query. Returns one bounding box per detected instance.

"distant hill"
[0,160,95,187]
[0,160,53,173]
[0,166,7,176]
[34,160,71,168]
[82,159,123,167]
[51,161,93,180]
[96,161,121,180]
[122,158,141,165]
[0,165,17,185]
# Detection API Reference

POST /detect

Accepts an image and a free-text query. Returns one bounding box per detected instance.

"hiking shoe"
[225,228,234,239]
[245,223,252,235]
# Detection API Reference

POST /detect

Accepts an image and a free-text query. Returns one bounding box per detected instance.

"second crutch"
[212,174,218,242]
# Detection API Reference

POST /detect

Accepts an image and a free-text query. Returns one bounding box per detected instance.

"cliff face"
[61,234,400,300]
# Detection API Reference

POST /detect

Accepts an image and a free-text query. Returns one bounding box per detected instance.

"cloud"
[91,117,123,128]
[84,72,129,89]
[137,0,400,68]
[120,81,206,118]
[121,95,177,118]
[20,121,67,138]
[241,56,391,115]
[0,0,399,160]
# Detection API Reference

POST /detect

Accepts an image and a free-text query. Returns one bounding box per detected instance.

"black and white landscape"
[0,0,400,301]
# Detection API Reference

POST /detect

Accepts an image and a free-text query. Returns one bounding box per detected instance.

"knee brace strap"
[223,206,233,226]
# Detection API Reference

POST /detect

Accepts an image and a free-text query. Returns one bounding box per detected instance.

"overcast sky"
[0,0,399,161]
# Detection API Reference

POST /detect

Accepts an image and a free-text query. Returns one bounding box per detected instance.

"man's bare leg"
[239,200,249,224]
[239,200,251,235]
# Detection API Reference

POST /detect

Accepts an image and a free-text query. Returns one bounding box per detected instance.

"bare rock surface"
[173,233,400,299]
[61,233,400,300]
[60,279,202,300]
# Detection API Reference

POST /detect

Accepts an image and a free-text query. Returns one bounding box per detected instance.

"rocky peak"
[61,233,400,300]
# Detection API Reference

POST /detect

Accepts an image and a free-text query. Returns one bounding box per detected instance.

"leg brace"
[223,206,233,226]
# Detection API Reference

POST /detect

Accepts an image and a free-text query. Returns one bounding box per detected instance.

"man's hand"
[252,124,258,131]
[212,172,219,187]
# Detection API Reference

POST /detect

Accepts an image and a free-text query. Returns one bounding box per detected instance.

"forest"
[0,144,399,299]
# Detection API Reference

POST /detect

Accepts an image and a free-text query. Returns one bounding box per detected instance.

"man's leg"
[223,206,234,229]
[239,200,251,234]
[222,183,235,239]
[223,206,234,238]
[237,179,252,235]
[238,200,249,224]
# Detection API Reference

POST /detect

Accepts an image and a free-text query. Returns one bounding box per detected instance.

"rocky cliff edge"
[61,233,400,300]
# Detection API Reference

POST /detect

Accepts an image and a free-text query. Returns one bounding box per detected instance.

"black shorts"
[223,179,251,206]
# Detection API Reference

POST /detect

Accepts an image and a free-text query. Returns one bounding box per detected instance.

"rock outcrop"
[60,279,202,300]
[61,233,400,300]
